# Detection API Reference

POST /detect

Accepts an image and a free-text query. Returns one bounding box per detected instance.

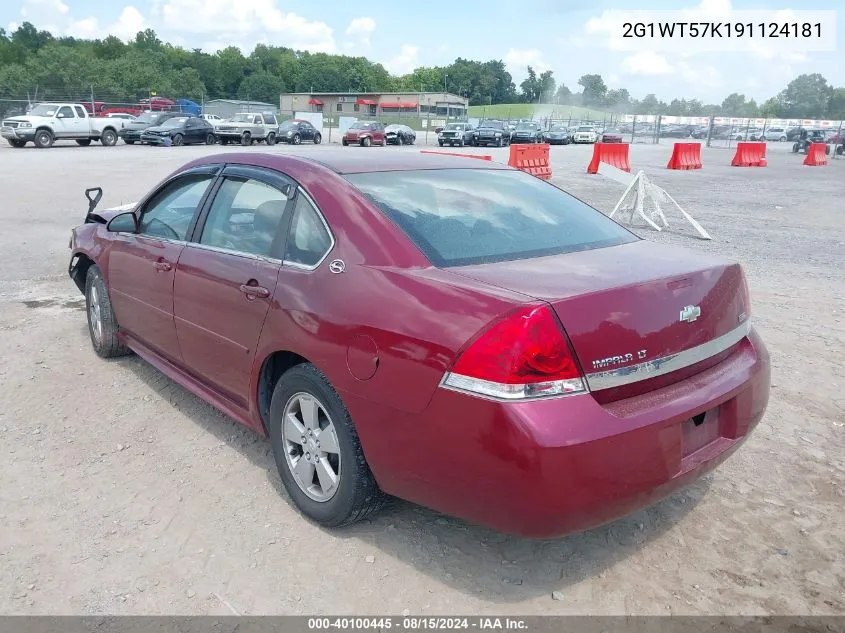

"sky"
[2,0,842,103]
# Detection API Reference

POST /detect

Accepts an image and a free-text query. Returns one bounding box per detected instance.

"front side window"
[139,174,215,241]
[200,177,290,258]
[284,193,332,268]
[345,169,637,267]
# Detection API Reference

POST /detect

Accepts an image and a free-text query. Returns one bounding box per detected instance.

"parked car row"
[435,120,611,147]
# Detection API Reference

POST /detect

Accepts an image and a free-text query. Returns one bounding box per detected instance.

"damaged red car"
[68,152,770,538]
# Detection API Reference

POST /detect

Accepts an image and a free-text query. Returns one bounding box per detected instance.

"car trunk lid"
[449,240,750,401]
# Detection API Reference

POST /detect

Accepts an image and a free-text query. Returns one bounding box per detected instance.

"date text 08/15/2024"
[308,618,528,630]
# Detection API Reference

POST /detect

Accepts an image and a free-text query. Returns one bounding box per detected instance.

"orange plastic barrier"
[730,142,767,167]
[587,142,631,174]
[419,150,492,161]
[666,142,703,170]
[803,143,828,166]
[508,143,552,179]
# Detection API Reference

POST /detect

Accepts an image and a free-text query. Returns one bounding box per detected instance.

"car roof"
[183,151,510,175]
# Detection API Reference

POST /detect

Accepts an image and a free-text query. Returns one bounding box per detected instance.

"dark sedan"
[69,152,769,539]
[385,124,416,145]
[545,124,571,145]
[140,116,216,146]
[510,121,544,144]
[119,111,187,144]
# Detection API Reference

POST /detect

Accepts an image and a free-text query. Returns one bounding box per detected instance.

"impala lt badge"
[680,304,701,323]
[592,349,647,370]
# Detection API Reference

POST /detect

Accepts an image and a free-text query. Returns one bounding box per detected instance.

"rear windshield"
[345,169,637,267]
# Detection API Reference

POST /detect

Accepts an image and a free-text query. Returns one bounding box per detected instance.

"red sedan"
[68,153,770,538]
[601,128,624,143]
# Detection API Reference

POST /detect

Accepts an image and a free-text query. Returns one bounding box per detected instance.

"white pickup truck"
[1,102,122,148]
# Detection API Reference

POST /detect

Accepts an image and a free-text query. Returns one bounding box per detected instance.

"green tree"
[577,74,607,106]
[238,71,286,104]
[777,73,832,118]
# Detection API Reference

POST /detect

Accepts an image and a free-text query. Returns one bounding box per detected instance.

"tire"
[171,133,184,147]
[396,135,403,146]
[241,132,251,146]
[342,139,349,146]
[792,143,799,153]
[34,129,54,148]
[76,139,92,146]
[496,138,502,148]
[85,265,131,359]
[205,133,216,145]
[220,138,229,145]
[7,139,25,148]
[779,136,787,142]
[267,363,387,527]
[825,145,831,155]
[438,141,444,147]
[124,139,135,145]
[458,139,464,147]
[266,132,276,146]
[313,133,321,144]
[361,136,371,147]
[100,129,117,146]
[292,133,301,145]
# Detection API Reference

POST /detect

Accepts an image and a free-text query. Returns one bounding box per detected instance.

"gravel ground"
[0,138,843,616]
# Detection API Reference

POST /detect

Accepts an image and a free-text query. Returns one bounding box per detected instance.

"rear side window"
[284,193,332,268]
[345,169,637,267]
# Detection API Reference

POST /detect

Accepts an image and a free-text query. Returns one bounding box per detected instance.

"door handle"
[154,260,172,272]
[239,284,270,299]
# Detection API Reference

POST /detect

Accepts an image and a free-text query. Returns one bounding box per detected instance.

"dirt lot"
[0,139,843,616]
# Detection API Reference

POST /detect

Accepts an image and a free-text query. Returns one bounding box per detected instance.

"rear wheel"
[267,363,387,527]
[205,133,216,145]
[266,132,276,146]
[220,138,229,145]
[85,265,131,359]
[76,139,92,146]
[34,129,54,148]
[313,133,321,144]
[792,143,799,153]
[100,129,117,146]
[123,139,135,145]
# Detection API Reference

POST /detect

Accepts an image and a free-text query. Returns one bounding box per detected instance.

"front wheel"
[7,139,26,148]
[171,133,184,147]
[792,143,799,153]
[342,138,349,146]
[361,136,371,147]
[267,363,387,527]
[313,133,321,144]
[220,138,229,145]
[123,139,135,145]
[34,129,54,148]
[76,139,92,146]
[292,133,301,145]
[85,265,131,359]
[100,129,117,146]
[266,132,276,146]
[241,132,252,146]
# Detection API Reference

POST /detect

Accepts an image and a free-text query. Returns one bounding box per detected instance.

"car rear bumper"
[349,326,770,538]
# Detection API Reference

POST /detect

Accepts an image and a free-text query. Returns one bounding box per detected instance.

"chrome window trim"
[185,242,282,264]
[585,321,752,391]
[282,186,336,272]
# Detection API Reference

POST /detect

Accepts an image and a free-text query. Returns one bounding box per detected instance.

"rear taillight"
[442,305,587,400]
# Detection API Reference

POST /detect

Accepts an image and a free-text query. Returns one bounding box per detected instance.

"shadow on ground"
[120,354,710,603]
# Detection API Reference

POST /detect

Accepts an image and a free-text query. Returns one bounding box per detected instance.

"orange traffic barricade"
[508,143,551,180]
[803,143,828,166]
[587,142,631,174]
[419,150,492,161]
[730,142,767,167]
[667,142,703,170]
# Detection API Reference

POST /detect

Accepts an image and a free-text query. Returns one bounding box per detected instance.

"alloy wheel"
[88,284,104,346]
[282,392,342,502]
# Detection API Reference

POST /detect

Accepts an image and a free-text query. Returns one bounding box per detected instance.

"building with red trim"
[279,92,469,118]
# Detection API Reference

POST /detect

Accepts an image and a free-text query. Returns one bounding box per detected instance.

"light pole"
[444,74,448,95]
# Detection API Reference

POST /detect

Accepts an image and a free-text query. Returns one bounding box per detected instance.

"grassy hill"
[467,103,612,122]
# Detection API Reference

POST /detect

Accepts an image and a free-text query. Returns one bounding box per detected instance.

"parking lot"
[0,138,843,616]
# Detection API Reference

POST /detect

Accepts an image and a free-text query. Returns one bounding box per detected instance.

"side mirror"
[56,113,65,119]
[107,211,138,233]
